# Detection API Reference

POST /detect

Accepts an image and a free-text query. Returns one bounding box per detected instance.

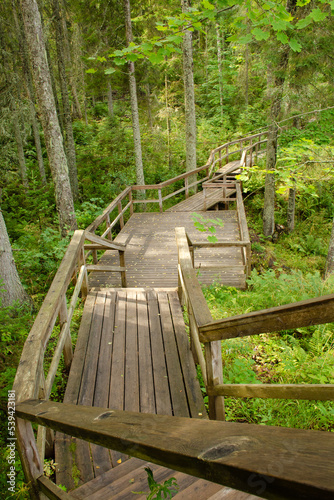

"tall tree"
[0,208,31,307]
[325,218,334,278]
[262,0,297,237]
[20,0,77,236]
[123,0,145,191]
[54,0,79,200]
[181,0,197,181]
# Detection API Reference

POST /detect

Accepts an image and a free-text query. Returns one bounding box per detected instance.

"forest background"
[1,0,334,495]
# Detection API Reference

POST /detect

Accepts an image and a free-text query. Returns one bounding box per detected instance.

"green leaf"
[276,32,289,44]
[207,235,218,243]
[148,52,164,65]
[309,7,327,22]
[296,16,313,29]
[289,38,302,52]
[114,57,126,66]
[272,19,287,31]
[251,28,270,41]
[330,0,334,10]
[127,53,139,62]
[104,68,116,75]
[86,68,97,74]
[238,34,253,45]
[97,56,106,62]
[202,0,215,10]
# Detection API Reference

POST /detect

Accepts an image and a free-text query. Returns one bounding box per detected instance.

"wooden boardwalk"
[89,210,246,290]
[55,288,260,499]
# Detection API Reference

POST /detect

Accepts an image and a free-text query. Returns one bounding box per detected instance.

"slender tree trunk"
[245,43,249,108]
[59,0,82,119]
[13,0,47,184]
[287,183,296,233]
[263,0,296,236]
[325,218,334,278]
[0,209,31,307]
[107,81,114,118]
[216,23,224,123]
[20,0,77,236]
[181,0,197,188]
[12,103,29,191]
[123,0,145,192]
[146,83,153,129]
[54,0,79,200]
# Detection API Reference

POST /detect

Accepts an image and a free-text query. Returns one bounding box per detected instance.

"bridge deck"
[55,288,260,499]
[89,210,246,290]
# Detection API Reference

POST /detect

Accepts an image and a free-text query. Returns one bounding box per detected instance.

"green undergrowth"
[202,270,334,430]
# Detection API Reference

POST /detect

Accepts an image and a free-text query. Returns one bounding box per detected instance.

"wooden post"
[106,214,112,241]
[226,145,229,164]
[59,296,73,370]
[205,341,225,421]
[118,201,124,229]
[119,251,127,288]
[219,149,222,169]
[246,242,251,278]
[92,249,98,265]
[185,177,189,199]
[158,188,163,213]
[129,189,134,216]
[249,138,253,168]
[80,248,89,298]
[256,134,260,162]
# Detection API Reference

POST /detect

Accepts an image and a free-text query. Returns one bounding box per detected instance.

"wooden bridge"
[14,132,334,500]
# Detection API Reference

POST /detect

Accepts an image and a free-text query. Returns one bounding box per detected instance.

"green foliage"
[133,467,179,499]
[192,212,224,242]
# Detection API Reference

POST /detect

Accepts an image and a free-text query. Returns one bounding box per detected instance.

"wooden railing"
[13,230,127,497]
[175,227,334,413]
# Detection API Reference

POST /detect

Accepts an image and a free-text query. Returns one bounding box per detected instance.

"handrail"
[17,399,334,500]
[13,229,128,496]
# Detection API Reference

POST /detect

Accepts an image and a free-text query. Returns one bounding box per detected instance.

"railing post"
[246,242,251,278]
[158,188,163,213]
[185,177,189,199]
[256,135,260,162]
[219,149,222,169]
[129,189,134,216]
[119,250,127,288]
[118,201,124,229]
[249,138,253,168]
[226,145,229,164]
[205,341,225,421]
[106,214,113,241]
[80,248,89,298]
[92,249,98,264]
[59,296,73,371]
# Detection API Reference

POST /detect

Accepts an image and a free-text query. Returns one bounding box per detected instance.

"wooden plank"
[55,293,97,490]
[87,265,125,272]
[17,400,334,500]
[91,291,116,476]
[172,479,223,499]
[208,384,334,401]
[84,231,126,252]
[124,290,140,413]
[192,241,249,248]
[70,458,146,498]
[147,289,172,415]
[168,291,207,419]
[198,294,334,343]
[137,291,155,414]
[157,291,189,417]
[37,475,77,499]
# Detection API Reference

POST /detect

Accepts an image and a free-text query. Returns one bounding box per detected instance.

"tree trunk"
[287,185,296,233]
[20,0,77,236]
[263,0,296,237]
[181,0,197,189]
[59,0,82,119]
[107,81,114,118]
[13,0,47,185]
[12,99,29,191]
[216,23,224,123]
[54,0,79,201]
[165,69,172,168]
[325,218,334,278]
[123,0,145,193]
[0,209,31,307]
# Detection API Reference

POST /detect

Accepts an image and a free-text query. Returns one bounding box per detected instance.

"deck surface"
[166,188,235,212]
[89,210,246,290]
[55,288,260,499]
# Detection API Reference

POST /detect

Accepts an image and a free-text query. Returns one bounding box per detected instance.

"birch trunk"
[181,0,197,189]
[325,218,334,278]
[216,23,223,123]
[123,0,145,193]
[20,0,77,236]
[0,210,31,307]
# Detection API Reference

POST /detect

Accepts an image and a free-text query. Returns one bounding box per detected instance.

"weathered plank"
[199,294,334,342]
[137,290,155,414]
[18,400,334,500]
[208,384,334,401]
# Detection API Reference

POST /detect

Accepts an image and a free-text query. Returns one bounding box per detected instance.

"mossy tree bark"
[0,209,31,307]
[325,218,334,278]
[20,0,77,236]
